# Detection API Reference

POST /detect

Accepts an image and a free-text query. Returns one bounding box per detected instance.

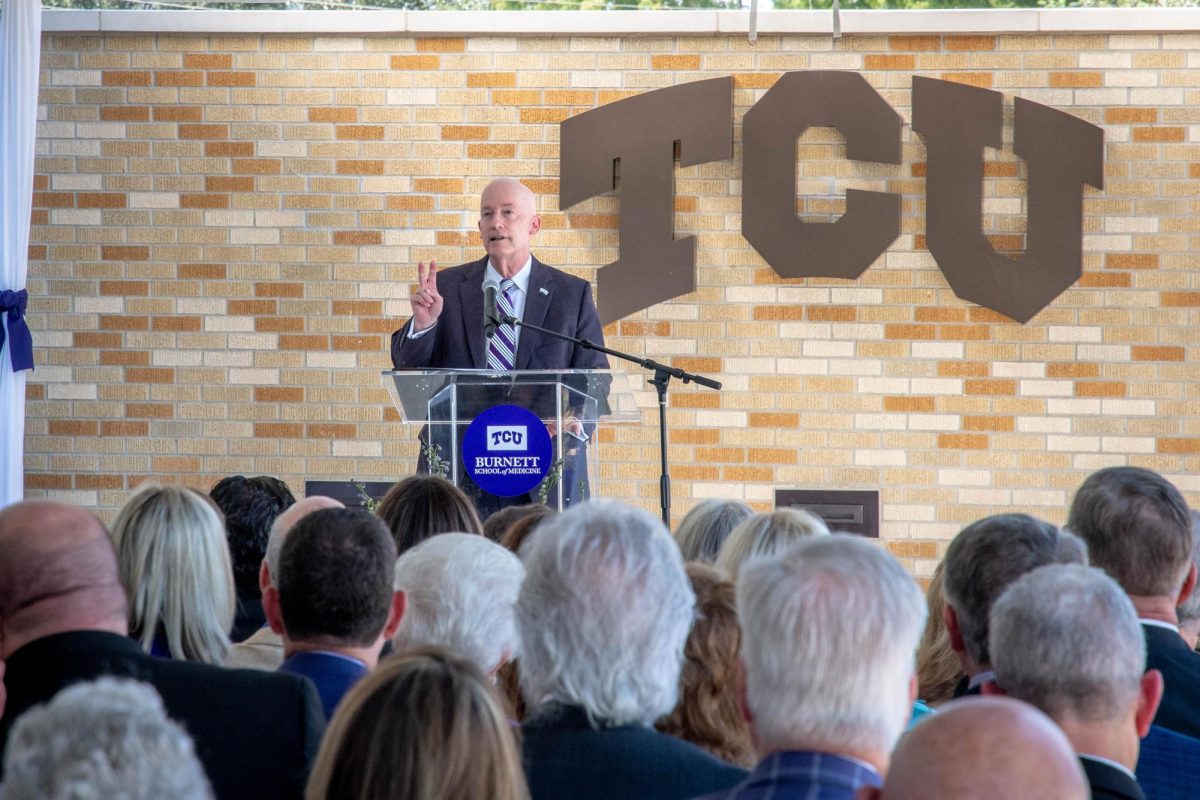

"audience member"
[1067,466,1200,738]
[1175,510,1200,650]
[110,483,236,664]
[265,507,403,721]
[674,500,754,564]
[941,512,1085,695]
[516,500,746,800]
[863,696,1089,800]
[210,475,296,643]
[224,495,344,670]
[376,474,484,553]
[915,560,964,707]
[483,503,552,544]
[305,647,530,800]
[702,534,925,799]
[714,507,829,578]
[0,678,213,800]
[0,500,324,799]
[391,533,524,675]
[988,564,1161,800]
[655,563,753,767]
[498,504,555,556]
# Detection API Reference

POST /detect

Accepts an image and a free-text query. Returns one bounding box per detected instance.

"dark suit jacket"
[391,256,608,373]
[1136,723,1200,800]
[278,650,368,721]
[0,630,325,800]
[521,705,746,800]
[1143,623,1200,739]
[1082,756,1146,800]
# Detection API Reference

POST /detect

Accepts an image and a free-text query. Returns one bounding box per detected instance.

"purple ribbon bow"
[0,289,34,372]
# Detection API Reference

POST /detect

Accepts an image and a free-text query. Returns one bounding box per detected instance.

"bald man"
[0,501,324,799]
[225,495,344,670]
[390,178,609,515]
[857,697,1088,800]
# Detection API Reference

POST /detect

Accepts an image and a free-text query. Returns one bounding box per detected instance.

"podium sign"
[383,368,641,512]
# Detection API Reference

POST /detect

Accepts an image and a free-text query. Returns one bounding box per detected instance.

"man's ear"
[944,604,965,655]
[258,560,271,595]
[262,585,286,636]
[1136,670,1165,738]
[1177,562,1197,609]
[529,213,541,236]
[382,591,406,640]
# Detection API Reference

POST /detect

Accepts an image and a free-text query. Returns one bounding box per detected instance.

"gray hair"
[674,499,754,564]
[392,533,525,673]
[1067,466,1193,597]
[714,507,829,578]
[516,499,695,726]
[990,564,1144,723]
[1179,511,1200,625]
[265,496,344,586]
[111,483,235,664]
[737,534,926,756]
[0,678,213,800]
[943,513,1086,668]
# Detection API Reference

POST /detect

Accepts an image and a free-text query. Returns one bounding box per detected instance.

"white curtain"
[0,0,41,509]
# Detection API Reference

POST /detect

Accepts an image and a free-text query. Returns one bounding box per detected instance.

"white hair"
[714,507,829,579]
[391,533,525,673]
[738,534,926,756]
[0,678,213,800]
[516,499,696,726]
[673,499,754,564]
[111,483,235,664]
[990,564,1145,723]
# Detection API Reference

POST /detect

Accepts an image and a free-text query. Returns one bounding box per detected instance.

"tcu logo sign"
[560,72,1105,325]
[488,426,527,450]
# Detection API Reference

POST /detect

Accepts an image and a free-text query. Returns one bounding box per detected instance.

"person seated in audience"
[305,646,530,800]
[498,504,555,556]
[110,483,237,664]
[516,500,747,800]
[1175,511,1200,650]
[942,513,1085,696]
[375,474,484,553]
[0,677,213,800]
[674,500,754,564]
[483,503,553,544]
[861,696,1089,800]
[700,534,926,800]
[987,564,1162,800]
[915,560,964,708]
[264,507,404,721]
[0,500,324,799]
[713,507,828,578]
[1068,467,1200,738]
[656,563,754,768]
[210,474,296,643]
[391,533,524,676]
[225,495,344,671]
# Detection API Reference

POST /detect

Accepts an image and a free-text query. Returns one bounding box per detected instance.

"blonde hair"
[306,647,530,800]
[110,483,235,664]
[715,508,830,579]
[917,560,966,706]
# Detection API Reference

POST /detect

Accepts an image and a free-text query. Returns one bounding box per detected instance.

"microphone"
[483,278,499,339]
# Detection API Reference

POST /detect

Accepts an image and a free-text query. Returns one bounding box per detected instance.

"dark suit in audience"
[1083,756,1147,800]
[693,751,878,800]
[523,705,745,800]
[278,650,369,722]
[1136,724,1200,800]
[1142,624,1200,739]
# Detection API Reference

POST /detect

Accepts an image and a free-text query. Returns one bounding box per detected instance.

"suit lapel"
[458,259,488,368]
[516,258,553,369]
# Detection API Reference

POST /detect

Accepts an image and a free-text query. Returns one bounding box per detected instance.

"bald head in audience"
[859,697,1088,800]
[0,501,127,658]
[261,495,344,592]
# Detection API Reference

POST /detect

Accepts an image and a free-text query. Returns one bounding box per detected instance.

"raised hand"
[409,261,444,333]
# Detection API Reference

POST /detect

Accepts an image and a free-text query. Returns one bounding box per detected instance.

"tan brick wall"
[25,30,1200,572]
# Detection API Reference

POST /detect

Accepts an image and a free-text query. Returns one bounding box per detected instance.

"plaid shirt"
[693,750,882,800]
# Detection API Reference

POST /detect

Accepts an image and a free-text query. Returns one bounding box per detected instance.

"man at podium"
[390,178,608,516]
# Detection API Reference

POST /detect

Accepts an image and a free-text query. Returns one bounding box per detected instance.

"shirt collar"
[968,669,997,690]
[1080,753,1138,781]
[1140,618,1180,634]
[485,256,533,294]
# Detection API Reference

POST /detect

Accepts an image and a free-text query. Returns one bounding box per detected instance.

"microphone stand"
[493,313,721,528]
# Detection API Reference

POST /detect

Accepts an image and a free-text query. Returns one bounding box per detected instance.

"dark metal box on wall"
[776,489,879,539]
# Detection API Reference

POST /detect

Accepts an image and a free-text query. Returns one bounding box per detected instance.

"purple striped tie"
[487,279,517,371]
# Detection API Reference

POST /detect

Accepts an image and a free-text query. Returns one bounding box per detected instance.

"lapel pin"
[539,287,550,297]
